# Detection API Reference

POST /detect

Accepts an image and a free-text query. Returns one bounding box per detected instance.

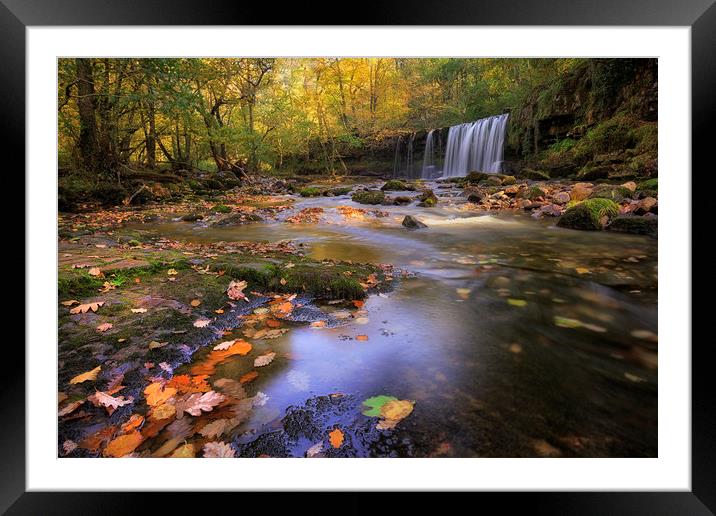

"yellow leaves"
[96,322,113,333]
[190,299,202,307]
[121,414,144,433]
[329,428,344,448]
[507,298,527,307]
[149,340,168,350]
[227,280,248,301]
[150,403,177,421]
[375,399,415,430]
[144,382,177,407]
[170,443,195,458]
[575,267,591,274]
[69,365,101,384]
[167,269,178,276]
[69,301,105,314]
[103,430,143,457]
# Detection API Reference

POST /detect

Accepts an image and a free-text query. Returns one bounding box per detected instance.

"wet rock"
[181,213,204,222]
[531,203,563,218]
[465,171,490,183]
[621,181,637,192]
[522,201,543,211]
[464,187,484,203]
[504,185,521,197]
[634,196,657,215]
[500,175,517,185]
[393,196,412,205]
[210,213,263,227]
[552,191,571,205]
[351,190,385,205]
[570,182,593,201]
[478,176,502,187]
[607,215,658,237]
[402,215,428,230]
[520,168,550,181]
[381,179,412,191]
[557,198,619,231]
[589,184,632,202]
[417,189,438,207]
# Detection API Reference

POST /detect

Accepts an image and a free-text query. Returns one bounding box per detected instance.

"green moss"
[299,187,324,197]
[329,187,352,196]
[549,138,577,153]
[419,196,437,207]
[526,186,546,200]
[557,198,619,231]
[636,178,658,197]
[211,204,232,213]
[589,184,632,202]
[521,168,550,181]
[381,180,407,191]
[128,239,142,247]
[58,271,105,299]
[607,216,657,237]
[500,175,516,185]
[351,190,385,205]
[465,171,490,183]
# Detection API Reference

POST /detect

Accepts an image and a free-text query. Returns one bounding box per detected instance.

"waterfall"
[421,129,438,179]
[405,132,416,179]
[392,135,403,178]
[442,113,509,177]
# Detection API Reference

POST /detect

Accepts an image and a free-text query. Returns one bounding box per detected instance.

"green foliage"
[210,204,232,213]
[636,178,658,197]
[589,184,633,202]
[299,187,324,197]
[549,138,577,153]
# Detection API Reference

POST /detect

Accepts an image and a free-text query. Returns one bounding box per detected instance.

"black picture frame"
[4,0,708,513]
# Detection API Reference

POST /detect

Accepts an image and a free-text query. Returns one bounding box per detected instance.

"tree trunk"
[75,58,99,171]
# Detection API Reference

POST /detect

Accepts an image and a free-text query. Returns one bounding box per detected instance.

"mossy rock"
[576,164,610,181]
[607,215,658,237]
[636,178,658,198]
[520,168,550,181]
[329,187,352,196]
[557,198,619,231]
[299,187,324,197]
[210,204,232,214]
[381,180,408,191]
[588,184,633,202]
[465,171,490,183]
[478,176,503,187]
[500,175,517,185]
[393,196,412,205]
[203,179,226,190]
[417,189,438,207]
[351,190,385,205]
[524,186,546,200]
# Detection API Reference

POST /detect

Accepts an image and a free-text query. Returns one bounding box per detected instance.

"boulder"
[181,213,204,222]
[634,196,657,215]
[418,189,438,207]
[570,182,593,201]
[393,196,412,205]
[552,191,571,205]
[607,215,658,237]
[401,215,428,230]
[351,190,385,205]
[557,198,619,231]
[464,187,484,203]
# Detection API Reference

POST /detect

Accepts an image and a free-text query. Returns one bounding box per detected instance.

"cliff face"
[505,59,658,179]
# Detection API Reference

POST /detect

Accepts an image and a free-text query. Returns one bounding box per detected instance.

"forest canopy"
[58,58,578,176]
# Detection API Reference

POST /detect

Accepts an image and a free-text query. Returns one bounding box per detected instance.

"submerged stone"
[401,215,427,229]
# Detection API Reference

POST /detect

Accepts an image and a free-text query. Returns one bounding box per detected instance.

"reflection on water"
[149,192,657,457]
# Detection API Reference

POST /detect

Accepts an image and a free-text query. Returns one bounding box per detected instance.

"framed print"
[4,0,710,512]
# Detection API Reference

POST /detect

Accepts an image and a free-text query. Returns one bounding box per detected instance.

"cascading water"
[421,129,439,179]
[442,113,509,177]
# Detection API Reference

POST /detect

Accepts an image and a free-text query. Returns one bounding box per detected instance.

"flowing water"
[141,183,658,457]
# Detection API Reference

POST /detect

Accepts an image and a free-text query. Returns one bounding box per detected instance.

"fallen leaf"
[62,440,77,455]
[69,365,101,385]
[58,400,84,416]
[170,443,195,458]
[306,441,324,458]
[149,340,168,350]
[329,428,344,448]
[150,403,177,420]
[356,335,369,341]
[121,414,145,433]
[213,378,247,399]
[88,390,133,415]
[254,352,276,367]
[213,339,236,351]
[193,319,211,328]
[203,441,236,458]
[252,391,269,406]
[167,269,178,276]
[61,300,79,307]
[227,280,248,301]
[103,430,143,457]
[131,307,148,313]
[361,395,398,416]
[199,418,240,438]
[88,267,102,277]
[96,323,113,333]
[174,390,226,417]
[69,301,105,314]
[575,267,591,274]
[144,382,177,407]
[190,299,202,307]
[239,371,258,384]
[310,320,326,328]
[507,298,527,307]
